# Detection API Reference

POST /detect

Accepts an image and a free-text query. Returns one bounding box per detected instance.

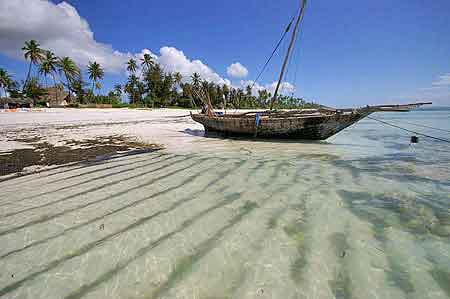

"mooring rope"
[367,115,450,144]
[388,119,450,134]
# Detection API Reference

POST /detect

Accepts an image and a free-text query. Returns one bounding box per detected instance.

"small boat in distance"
[191,0,432,140]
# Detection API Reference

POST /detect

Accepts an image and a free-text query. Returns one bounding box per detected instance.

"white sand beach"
[0,108,449,299]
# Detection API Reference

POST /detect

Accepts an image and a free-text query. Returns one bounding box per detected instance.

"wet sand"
[0,108,449,298]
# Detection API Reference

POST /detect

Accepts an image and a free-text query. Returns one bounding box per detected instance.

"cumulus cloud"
[265,81,296,95]
[0,0,289,92]
[227,62,248,79]
[157,47,231,86]
[240,80,296,96]
[0,0,132,72]
[0,0,231,85]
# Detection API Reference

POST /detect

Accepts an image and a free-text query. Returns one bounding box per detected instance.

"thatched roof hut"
[0,97,33,108]
[40,86,70,107]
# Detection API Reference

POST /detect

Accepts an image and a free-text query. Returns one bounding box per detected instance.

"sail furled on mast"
[270,0,307,110]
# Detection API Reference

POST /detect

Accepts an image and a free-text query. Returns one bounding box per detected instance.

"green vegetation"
[87,61,104,95]
[2,39,320,109]
[0,68,13,98]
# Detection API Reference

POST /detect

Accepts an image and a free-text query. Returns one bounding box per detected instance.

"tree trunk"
[52,74,58,105]
[23,61,33,92]
[66,77,71,103]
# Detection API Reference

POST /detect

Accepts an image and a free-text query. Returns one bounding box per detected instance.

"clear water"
[0,109,449,299]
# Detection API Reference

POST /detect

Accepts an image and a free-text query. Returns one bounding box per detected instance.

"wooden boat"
[191,103,431,140]
[190,0,431,140]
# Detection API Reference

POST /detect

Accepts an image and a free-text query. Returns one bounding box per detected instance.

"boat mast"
[269,0,307,110]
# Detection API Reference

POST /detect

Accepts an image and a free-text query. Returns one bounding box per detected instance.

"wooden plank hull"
[191,112,370,140]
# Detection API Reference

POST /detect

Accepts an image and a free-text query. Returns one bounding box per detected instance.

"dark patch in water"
[240,200,259,213]
[384,143,412,151]
[338,190,449,238]
[329,271,352,299]
[429,268,450,297]
[331,152,450,189]
[385,257,415,294]
[297,153,340,161]
[328,232,353,299]
[225,192,242,201]
[329,232,350,260]
[338,190,421,295]
[270,161,291,180]
[267,215,278,229]
[283,220,308,283]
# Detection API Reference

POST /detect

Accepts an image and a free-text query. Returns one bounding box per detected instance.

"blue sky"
[1,0,449,106]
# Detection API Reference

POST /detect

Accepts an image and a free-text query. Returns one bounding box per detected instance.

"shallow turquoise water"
[0,109,449,298]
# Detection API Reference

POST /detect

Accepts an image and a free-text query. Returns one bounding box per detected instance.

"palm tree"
[246,85,252,96]
[125,74,140,104]
[0,68,12,98]
[127,58,138,74]
[114,84,122,97]
[57,57,80,100]
[70,77,87,104]
[140,54,154,74]
[191,72,201,87]
[174,72,182,86]
[23,77,46,104]
[39,51,58,87]
[87,61,104,94]
[22,40,44,89]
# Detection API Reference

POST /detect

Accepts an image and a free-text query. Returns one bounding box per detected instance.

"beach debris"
[99,224,104,230]
[410,136,419,144]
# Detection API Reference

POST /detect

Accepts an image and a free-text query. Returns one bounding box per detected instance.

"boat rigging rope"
[250,15,296,91]
[387,119,450,134]
[367,115,450,144]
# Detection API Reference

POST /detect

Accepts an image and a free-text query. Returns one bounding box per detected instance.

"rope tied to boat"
[367,115,450,144]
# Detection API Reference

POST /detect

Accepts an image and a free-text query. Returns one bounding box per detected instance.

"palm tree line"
[1,39,318,109]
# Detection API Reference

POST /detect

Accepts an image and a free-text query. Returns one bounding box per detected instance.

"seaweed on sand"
[338,190,450,238]
[429,268,450,297]
[0,136,161,176]
[328,232,353,299]
[283,220,308,283]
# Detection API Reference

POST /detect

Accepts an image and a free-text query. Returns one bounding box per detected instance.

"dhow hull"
[191,112,369,140]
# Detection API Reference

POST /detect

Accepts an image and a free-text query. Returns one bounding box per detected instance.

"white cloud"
[157,47,230,86]
[0,0,132,73]
[240,80,296,96]
[227,62,248,79]
[0,0,286,92]
[265,81,296,95]
[0,0,232,85]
